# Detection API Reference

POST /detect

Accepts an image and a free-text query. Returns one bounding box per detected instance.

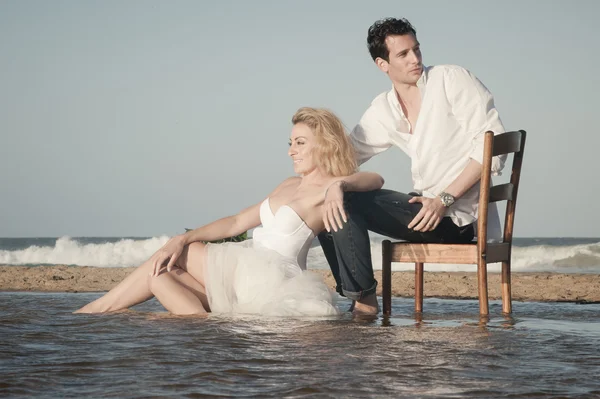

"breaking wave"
[1,236,599,273]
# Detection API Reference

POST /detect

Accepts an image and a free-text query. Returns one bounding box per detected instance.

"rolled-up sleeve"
[447,68,507,176]
[350,105,392,166]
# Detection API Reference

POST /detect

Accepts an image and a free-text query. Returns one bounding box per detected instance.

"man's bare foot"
[352,294,379,316]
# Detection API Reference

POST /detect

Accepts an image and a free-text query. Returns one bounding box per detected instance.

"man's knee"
[343,190,377,210]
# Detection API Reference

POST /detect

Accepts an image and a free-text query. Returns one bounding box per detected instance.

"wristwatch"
[439,192,456,207]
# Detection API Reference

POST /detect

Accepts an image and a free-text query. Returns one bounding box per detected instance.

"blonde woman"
[75,108,384,316]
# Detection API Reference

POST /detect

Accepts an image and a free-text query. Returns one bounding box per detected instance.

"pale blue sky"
[0,0,598,237]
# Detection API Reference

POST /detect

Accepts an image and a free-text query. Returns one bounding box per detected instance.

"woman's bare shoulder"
[269,176,300,197]
[277,176,301,189]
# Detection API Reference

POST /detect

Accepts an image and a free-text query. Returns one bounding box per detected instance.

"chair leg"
[382,240,392,316]
[501,260,512,314]
[477,257,489,316]
[415,262,424,313]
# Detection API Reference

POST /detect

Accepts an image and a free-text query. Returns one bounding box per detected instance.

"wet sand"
[1,265,599,303]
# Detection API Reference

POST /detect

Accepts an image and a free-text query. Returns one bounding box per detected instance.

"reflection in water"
[500,314,517,329]
[1,293,599,398]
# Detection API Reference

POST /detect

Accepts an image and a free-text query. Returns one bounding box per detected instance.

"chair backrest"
[477,130,527,247]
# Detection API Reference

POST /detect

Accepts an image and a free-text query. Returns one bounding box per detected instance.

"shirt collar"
[417,65,429,88]
[388,65,429,110]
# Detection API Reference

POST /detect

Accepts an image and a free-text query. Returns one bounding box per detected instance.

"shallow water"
[1,293,599,398]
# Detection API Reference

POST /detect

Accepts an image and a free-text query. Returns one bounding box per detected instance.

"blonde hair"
[291,107,357,177]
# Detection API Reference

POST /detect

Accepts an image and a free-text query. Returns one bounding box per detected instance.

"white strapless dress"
[203,198,339,316]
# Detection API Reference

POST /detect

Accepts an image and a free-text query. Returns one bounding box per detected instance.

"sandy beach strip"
[1,265,599,303]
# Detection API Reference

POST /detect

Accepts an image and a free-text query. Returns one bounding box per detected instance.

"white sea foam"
[0,236,170,267]
[310,238,600,273]
[1,236,599,273]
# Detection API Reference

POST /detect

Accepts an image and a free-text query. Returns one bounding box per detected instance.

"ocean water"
[1,236,600,273]
[2,238,599,397]
[1,292,599,398]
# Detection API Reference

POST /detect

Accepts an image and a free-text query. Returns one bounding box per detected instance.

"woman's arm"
[180,203,262,246]
[328,171,385,194]
[322,171,385,232]
[151,204,262,276]
[181,176,299,245]
[150,177,298,276]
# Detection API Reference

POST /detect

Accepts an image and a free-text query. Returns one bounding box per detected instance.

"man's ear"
[375,57,389,74]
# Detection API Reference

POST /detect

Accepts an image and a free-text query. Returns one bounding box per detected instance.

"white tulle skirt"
[204,240,339,317]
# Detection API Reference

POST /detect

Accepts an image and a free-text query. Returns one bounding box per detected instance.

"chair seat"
[388,241,511,264]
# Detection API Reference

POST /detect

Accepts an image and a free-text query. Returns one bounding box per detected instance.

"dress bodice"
[251,198,315,270]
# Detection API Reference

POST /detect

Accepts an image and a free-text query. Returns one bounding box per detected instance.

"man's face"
[377,34,422,85]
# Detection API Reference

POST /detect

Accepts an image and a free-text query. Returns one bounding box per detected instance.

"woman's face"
[288,123,318,176]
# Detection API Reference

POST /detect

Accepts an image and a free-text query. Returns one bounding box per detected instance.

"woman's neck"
[299,168,330,187]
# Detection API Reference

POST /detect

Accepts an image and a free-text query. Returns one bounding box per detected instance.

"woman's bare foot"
[351,294,379,315]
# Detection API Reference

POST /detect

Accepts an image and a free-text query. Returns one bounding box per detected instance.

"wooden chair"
[381,130,527,316]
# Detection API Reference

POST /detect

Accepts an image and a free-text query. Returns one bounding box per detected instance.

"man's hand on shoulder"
[407,196,447,232]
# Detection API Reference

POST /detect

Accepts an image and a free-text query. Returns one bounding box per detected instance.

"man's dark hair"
[367,18,417,62]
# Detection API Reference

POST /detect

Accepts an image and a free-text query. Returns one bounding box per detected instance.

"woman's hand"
[150,235,187,276]
[323,181,347,232]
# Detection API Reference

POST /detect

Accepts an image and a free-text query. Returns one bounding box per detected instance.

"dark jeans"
[318,189,475,301]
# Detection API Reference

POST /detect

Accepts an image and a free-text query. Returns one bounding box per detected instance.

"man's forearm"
[443,159,483,199]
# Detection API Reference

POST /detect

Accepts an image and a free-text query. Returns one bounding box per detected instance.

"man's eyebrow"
[396,43,420,57]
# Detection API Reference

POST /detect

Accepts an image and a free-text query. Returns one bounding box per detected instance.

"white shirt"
[351,64,506,239]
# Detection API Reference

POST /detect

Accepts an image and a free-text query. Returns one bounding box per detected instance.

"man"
[320,17,506,315]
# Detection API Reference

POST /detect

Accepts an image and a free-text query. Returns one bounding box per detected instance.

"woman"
[75,107,384,316]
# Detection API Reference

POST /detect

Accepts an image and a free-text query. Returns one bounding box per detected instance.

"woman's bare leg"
[74,257,156,313]
[174,242,208,286]
[148,268,208,315]
[74,242,209,314]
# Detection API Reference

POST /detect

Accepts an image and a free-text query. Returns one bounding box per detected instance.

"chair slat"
[503,130,526,243]
[489,183,515,203]
[391,243,478,264]
[485,242,511,263]
[492,130,523,156]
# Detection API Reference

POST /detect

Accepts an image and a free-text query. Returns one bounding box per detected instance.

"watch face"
[441,193,454,207]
